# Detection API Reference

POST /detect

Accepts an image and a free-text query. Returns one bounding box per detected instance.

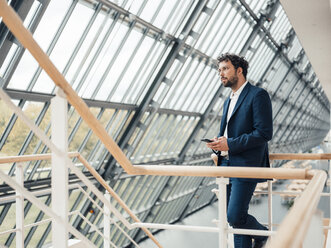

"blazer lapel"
[219,97,231,136]
[229,83,251,121]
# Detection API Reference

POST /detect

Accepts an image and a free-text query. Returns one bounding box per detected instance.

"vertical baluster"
[268,162,273,232]
[104,192,111,248]
[16,163,24,248]
[216,177,229,248]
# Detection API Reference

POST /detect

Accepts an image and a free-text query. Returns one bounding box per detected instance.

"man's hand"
[206,136,229,151]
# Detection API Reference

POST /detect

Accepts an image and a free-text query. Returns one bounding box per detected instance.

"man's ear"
[237,67,243,75]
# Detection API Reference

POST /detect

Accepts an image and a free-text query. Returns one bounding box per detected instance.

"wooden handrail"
[211,152,331,164]
[131,165,310,180]
[266,170,327,247]
[0,152,79,164]
[0,153,326,180]
[270,153,331,160]
[212,152,331,162]
[0,0,135,174]
[0,153,311,180]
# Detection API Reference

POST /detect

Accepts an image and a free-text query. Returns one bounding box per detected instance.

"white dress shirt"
[222,81,248,156]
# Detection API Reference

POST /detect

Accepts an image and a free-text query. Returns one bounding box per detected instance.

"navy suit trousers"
[220,159,267,248]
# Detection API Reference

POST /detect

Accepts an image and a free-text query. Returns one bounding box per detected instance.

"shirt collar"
[230,81,248,99]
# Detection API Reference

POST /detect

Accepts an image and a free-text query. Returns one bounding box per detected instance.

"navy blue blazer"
[219,82,273,182]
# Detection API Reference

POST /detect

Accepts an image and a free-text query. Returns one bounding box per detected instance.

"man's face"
[218,60,238,88]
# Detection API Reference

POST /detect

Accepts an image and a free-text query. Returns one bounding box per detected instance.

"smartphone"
[201,138,213,143]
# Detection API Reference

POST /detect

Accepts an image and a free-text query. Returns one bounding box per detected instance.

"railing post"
[16,163,24,248]
[104,192,111,248]
[216,177,229,248]
[51,88,68,247]
[268,180,273,231]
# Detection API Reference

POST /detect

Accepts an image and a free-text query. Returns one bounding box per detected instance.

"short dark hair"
[217,53,249,78]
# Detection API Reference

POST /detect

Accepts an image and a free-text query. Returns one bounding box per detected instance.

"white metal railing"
[0,182,79,236]
[0,164,137,248]
[0,167,96,247]
[1,152,328,248]
[0,179,138,247]
[0,89,158,247]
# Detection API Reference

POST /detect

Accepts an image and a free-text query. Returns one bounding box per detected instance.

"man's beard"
[222,75,238,88]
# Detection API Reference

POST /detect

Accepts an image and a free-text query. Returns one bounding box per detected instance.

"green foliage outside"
[0,100,110,158]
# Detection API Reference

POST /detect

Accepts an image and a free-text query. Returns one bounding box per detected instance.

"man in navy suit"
[207,53,273,248]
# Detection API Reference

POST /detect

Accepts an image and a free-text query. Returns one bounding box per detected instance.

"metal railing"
[130,155,329,248]
[0,152,161,248]
[0,1,330,247]
[0,151,328,247]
